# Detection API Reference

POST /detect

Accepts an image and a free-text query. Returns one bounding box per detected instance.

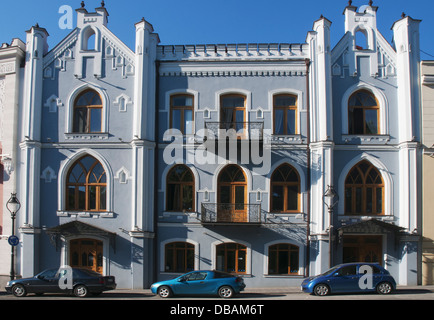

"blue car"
[301,263,396,296]
[151,270,246,298]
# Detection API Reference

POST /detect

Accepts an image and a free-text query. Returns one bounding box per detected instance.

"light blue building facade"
[7,2,422,289]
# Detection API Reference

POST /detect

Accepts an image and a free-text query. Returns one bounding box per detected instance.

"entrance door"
[70,238,103,274]
[343,236,382,265]
[217,165,247,222]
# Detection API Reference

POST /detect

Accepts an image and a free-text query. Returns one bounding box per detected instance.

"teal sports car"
[151,270,246,298]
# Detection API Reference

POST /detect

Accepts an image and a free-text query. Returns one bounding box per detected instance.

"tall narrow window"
[220,94,246,133]
[165,242,195,273]
[66,155,107,212]
[166,165,194,212]
[216,243,247,274]
[348,90,379,135]
[270,164,300,212]
[345,160,384,215]
[273,94,297,135]
[268,243,299,275]
[73,89,103,133]
[170,94,194,135]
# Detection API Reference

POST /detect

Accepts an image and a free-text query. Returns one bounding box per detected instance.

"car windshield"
[320,266,340,276]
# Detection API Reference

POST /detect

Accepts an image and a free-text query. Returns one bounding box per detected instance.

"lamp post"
[6,193,21,281]
[323,185,339,268]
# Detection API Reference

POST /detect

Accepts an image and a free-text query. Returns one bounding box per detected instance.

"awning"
[337,218,406,248]
[45,221,116,252]
[338,218,405,235]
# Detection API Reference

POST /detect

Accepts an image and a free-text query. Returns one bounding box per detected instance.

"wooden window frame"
[348,90,380,135]
[270,164,301,213]
[73,89,103,133]
[164,242,195,273]
[170,94,194,135]
[273,94,298,135]
[268,243,300,275]
[344,161,384,216]
[66,156,107,212]
[220,94,247,137]
[216,243,247,275]
[166,165,195,212]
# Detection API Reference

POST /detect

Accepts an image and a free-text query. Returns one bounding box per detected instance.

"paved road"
[1,286,434,300]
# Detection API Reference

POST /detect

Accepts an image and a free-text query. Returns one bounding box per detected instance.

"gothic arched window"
[66,155,107,211]
[270,164,300,212]
[345,160,384,215]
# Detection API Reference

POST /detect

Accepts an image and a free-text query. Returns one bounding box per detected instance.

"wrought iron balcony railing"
[201,203,263,225]
[204,122,263,140]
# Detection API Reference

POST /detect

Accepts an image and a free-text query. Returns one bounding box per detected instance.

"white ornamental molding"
[0,62,15,75]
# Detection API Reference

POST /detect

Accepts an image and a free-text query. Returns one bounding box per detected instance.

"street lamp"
[6,193,21,280]
[323,185,339,268]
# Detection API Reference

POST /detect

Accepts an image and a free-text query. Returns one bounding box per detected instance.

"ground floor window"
[165,242,195,273]
[268,243,299,275]
[216,243,247,274]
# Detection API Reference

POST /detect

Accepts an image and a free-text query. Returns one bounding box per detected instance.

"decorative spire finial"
[402,12,406,18]
[81,1,85,8]
[101,0,105,7]
[369,0,373,6]
[348,0,352,5]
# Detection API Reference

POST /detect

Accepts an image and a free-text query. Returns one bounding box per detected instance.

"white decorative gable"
[332,2,396,79]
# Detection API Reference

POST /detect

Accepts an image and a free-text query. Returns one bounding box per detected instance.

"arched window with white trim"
[66,155,107,212]
[348,89,379,135]
[345,160,384,216]
[73,89,103,133]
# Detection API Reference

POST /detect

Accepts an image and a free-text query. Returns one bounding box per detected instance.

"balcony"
[204,122,263,140]
[201,203,263,225]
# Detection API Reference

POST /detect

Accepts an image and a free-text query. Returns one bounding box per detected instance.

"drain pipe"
[305,58,311,278]
[153,60,160,285]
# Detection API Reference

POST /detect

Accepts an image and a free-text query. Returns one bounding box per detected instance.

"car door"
[173,272,210,295]
[329,265,360,293]
[32,269,62,294]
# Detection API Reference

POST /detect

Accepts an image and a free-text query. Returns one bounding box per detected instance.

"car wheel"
[158,286,173,298]
[11,284,27,297]
[73,284,89,298]
[313,284,330,296]
[376,282,393,295]
[218,286,234,299]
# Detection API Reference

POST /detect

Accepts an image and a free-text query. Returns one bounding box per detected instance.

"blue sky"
[1,0,434,59]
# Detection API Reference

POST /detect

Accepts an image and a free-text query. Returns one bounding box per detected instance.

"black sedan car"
[5,267,116,297]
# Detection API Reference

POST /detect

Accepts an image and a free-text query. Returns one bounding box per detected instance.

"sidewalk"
[110,285,434,295]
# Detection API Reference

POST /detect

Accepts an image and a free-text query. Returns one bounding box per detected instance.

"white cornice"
[157,43,309,62]
[159,61,308,77]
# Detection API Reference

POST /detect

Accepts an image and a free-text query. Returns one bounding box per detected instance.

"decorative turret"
[392,12,422,142]
[74,2,109,78]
